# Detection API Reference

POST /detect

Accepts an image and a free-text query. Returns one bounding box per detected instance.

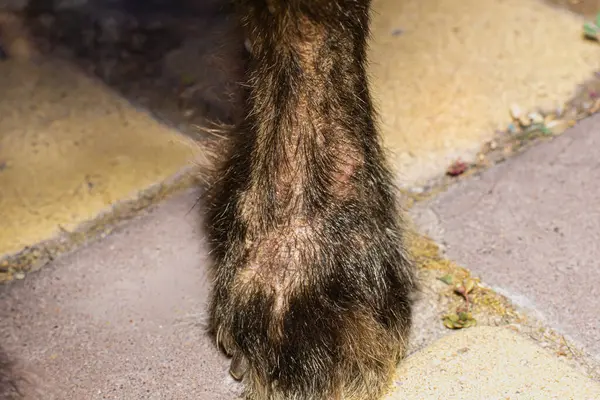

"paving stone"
[370,0,599,185]
[412,114,600,360]
[0,189,238,399]
[0,56,198,259]
[387,326,600,400]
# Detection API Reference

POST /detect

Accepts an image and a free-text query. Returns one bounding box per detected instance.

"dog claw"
[229,353,248,381]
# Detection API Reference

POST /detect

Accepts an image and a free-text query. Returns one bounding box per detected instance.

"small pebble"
[545,119,569,135]
[518,115,531,127]
[507,123,519,134]
[590,98,600,114]
[529,112,544,124]
[509,104,522,120]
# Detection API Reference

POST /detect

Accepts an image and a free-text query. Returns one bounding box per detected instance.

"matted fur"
[205,1,418,399]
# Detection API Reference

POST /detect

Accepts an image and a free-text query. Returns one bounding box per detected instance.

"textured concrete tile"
[387,326,600,399]
[0,189,238,400]
[0,56,198,259]
[412,114,600,359]
[370,0,599,185]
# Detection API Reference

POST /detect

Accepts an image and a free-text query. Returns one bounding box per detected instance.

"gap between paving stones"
[1,165,598,384]
[0,165,202,282]
[1,71,599,388]
[405,230,600,383]
[402,72,600,206]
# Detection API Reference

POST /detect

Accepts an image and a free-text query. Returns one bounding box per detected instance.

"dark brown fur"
[205,1,417,399]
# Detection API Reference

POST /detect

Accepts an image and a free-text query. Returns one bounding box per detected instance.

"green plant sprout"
[583,12,600,41]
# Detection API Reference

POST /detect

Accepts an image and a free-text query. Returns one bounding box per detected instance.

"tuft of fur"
[204,1,417,399]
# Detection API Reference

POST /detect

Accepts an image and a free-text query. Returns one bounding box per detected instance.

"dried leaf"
[438,274,454,285]
[529,112,544,124]
[452,320,464,328]
[454,283,465,295]
[443,312,477,330]
[509,104,521,120]
[464,279,476,294]
[463,319,477,328]
[518,115,531,127]
[458,312,472,321]
[545,119,569,135]
[443,319,455,329]
[446,160,468,177]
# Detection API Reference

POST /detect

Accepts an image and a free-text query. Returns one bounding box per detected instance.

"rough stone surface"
[370,0,599,186]
[412,114,600,361]
[0,189,240,400]
[2,0,599,260]
[0,56,199,259]
[388,326,600,400]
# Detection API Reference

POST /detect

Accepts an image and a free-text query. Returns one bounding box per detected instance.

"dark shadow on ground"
[5,0,247,140]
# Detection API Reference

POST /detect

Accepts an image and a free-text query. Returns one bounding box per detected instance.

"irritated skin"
[205,1,418,399]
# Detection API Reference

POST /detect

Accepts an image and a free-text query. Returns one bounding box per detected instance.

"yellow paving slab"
[370,0,600,186]
[387,326,600,399]
[0,56,197,258]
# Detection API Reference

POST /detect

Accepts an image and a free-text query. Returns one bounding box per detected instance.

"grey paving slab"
[412,114,600,361]
[0,190,242,400]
